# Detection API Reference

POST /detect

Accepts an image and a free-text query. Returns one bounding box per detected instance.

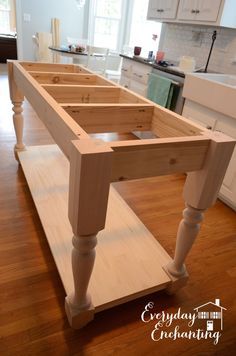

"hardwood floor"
[0,63,236,355]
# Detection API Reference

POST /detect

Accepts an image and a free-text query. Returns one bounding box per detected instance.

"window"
[198,311,209,319]
[210,311,221,319]
[88,0,162,55]
[88,0,125,51]
[127,0,162,58]
[0,0,16,34]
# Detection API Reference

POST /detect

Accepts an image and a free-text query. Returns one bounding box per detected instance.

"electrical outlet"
[23,13,31,22]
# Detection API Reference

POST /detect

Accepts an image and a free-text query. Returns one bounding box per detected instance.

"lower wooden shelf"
[18,145,172,312]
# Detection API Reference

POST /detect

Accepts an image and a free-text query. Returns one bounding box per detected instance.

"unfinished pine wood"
[68,139,113,236]
[8,60,236,330]
[29,71,113,85]
[2,63,236,354]
[42,84,122,103]
[62,104,153,133]
[109,136,210,181]
[167,204,205,277]
[21,61,77,73]
[119,86,148,103]
[18,145,171,312]
[12,101,25,150]
[12,62,89,158]
[184,130,236,209]
[7,61,24,102]
[7,61,25,152]
[152,106,204,137]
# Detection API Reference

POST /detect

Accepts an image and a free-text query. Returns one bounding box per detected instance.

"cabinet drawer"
[214,119,236,139]
[129,81,147,98]
[131,63,151,85]
[120,76,130,89]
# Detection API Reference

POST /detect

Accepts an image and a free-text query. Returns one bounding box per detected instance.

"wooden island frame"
[8,60,235,329]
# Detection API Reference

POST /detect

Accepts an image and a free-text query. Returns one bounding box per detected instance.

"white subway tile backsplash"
[160,23,236,73]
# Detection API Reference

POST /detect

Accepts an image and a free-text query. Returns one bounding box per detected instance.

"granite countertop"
[49,46,87,55]
[120,54,185,78]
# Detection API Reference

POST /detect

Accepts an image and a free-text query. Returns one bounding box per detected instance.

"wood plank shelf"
[18,145,171,312]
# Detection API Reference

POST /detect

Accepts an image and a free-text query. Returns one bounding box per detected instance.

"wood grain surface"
[0,64,236,355]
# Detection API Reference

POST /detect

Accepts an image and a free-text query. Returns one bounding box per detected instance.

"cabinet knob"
[156,9,161,12]
[191,9,196,13]
[133,72,143,78]
[206,125,212,130]
[196,9,200,14]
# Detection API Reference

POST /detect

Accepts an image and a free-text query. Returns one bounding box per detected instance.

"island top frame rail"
[8,60,235,329]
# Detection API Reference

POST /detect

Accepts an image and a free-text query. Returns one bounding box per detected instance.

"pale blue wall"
[16,0,86,60]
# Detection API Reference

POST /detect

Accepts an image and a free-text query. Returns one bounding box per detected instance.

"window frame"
[0,0,16,34]
[88,0,128,53]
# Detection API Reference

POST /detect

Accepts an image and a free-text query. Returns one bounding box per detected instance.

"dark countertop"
[120,54,185,78]
[49,46,87,55]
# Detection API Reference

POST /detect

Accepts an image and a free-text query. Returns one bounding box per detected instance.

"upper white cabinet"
[177,0,221,22]
[147,0,179,20]
[147,0,236,28]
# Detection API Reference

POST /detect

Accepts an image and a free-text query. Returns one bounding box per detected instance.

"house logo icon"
[194,299,226,331]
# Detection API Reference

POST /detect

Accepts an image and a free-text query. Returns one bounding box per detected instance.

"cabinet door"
[147,0,179,20]
[215,120,236,208]
[121,58,132,78]
[178,0,222,22]
[177,0,198,20]
[182,100,217,130]
[196,0,221,22]
[131,62,152,85]
[120,76,130,89]
[147,0,161,19]
[161,0,179,19]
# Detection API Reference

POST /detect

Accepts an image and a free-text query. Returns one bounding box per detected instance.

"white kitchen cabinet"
[147,0,179,20]
[147,0,236,28]
[119,75,130,89]
[183,99,236,210]
[177,0,221,22]
[120,58,152,98]
[215,120,236,210]
[130,80,148,97]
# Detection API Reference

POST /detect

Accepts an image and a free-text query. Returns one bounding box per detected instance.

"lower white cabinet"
[183,99,236,210]
[120,58,152,98]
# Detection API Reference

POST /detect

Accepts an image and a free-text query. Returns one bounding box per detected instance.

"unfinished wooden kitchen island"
[8,60,235,329]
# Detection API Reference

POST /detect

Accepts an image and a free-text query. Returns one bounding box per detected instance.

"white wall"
[16,0,86,60]
[160,23,236,74]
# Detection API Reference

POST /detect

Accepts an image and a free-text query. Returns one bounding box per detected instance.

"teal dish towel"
[147,73,173,108]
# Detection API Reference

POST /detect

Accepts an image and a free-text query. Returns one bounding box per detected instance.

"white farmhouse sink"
[183,73,236,119]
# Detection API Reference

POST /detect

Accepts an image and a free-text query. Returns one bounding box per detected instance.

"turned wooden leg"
[8,62,25,159]
[167,204,205,278]
[165,132,235,293]
[66,139,112,328]
[12,101,25,153]
[65,234,97,329]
